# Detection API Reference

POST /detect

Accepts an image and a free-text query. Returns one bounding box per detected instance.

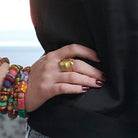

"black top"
[28,0,138,137]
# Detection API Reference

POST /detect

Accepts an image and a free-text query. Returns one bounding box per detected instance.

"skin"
[25,44,106,112]
[0,57,9,88]
[0,44,105,112]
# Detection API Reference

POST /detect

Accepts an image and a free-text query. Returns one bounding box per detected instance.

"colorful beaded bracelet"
[0,60,30,120]
[16,66,30,118]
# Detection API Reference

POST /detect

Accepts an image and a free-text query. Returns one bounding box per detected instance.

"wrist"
[0,58,31,119]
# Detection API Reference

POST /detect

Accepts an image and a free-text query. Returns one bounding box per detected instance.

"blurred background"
[0,0,44,137]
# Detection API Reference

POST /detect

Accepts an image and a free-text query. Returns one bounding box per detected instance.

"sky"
[0,0,33,30]
[0,0,40,47]
[0,0,44,66]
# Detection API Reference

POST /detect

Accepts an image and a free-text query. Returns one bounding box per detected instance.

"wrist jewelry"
[0,59,30,120]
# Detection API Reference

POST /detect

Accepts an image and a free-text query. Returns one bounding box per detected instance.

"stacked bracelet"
[16,66,30,118]
[0,64,19,115]
[0,62,30,120]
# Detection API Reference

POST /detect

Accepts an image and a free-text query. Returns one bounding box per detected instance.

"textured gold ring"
[59,58,74,72]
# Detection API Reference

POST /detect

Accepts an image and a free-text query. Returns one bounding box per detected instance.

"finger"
[55,72,104,87]
[54,44,100,62]
[53,83,89,95]
[72,60,106,81]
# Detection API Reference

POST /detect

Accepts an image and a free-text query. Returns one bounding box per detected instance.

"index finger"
[55,44,100,62]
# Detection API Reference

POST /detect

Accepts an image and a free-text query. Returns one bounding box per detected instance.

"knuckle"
[43,74,53,83]
[81,77,92,86]
[73,59,81,69]
[42,60,56,72]
[86,78,94,86]
[58,85,66,94]
[68,44,79,53]
[42,62,49,71]
[68,73,76,82]
[39,82,48,92]
[44,62,54,71]
[46,52,55,60]
[50,85,57,95]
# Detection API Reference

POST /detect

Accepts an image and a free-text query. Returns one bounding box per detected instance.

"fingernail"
[96,80,104,87]
[82,86,90,93]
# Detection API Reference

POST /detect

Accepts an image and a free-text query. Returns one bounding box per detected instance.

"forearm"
[0,56,46,113]
[24,57,52,112]
[25,80,51,113]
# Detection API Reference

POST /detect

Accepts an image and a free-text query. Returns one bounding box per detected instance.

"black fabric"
[28,0,138,137]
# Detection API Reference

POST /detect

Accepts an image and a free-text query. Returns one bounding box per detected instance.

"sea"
[0,29,44,67]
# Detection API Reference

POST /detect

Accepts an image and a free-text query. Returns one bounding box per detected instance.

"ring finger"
[55,72,104,87]
[58,59,106,81]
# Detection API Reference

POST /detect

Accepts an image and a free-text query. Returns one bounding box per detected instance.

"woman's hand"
[25,44,106,112]
[0,57,10,88]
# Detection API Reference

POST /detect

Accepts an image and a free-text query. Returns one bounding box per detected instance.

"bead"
[15,89,18,93]
[21,81,27,85]
[16,77,20,83]
[16,65,23,70]
[19,87,26,93]
[14,85,18,89]
[13,100,18,105]
[0,109,7,114]
[8,97,13,102]
[7,88,11,92]
[20,72,29,82]
[18,98,25,110]
[11,94,14,98]
[8,114,14,118]
[0,95,8,102]
[5,76,14,83]
[9,69,18,77]
[18,93,24,99]
[7,110,13,115]
[8,102,12,106]
[17,81,27,93]
[6,73,15,79]
[18,109,26,118]
[18,88,27,93]
[13,105,18,111]
[3,80,12,88]
[0,102,7,107]
[1,87,7,91]
[10,65,19,72]
[18,85,27,93]
[0,91,11,95]
[10,90,14,95]
[0,106,7,110]
[7,105,13,111]
[13,93,18,98]
[23,66,30,73]
[10,111,18,120]
[1,88,11,92]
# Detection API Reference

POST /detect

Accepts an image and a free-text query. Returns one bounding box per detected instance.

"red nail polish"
[96,80,104,86]
[82,86,90,92]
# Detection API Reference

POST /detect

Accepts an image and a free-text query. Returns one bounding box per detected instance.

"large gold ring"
[59,58,74,72]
